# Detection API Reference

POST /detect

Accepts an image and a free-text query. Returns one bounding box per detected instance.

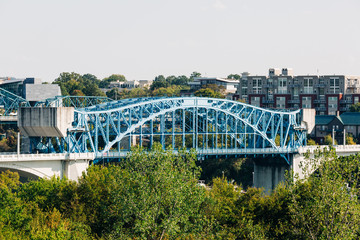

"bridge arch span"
[0,163,47,180]
[98,105,281,154]
[64,97,306,157]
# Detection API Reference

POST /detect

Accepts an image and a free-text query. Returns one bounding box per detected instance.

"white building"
[108,80,153,90]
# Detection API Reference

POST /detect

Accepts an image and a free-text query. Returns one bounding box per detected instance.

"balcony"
[288,83,301,88]
[339,107,349,111]
[263,84,273,88]
[340,99,353,104]
[314,99,326,104]
[263,99,274,104]
[315,83,326,88]
[288,99,300,104]
[315,107,327,111]
[346,84,360,89]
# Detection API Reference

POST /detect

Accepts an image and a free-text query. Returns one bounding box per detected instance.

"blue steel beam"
[34,95,113,108]
[0,87,30,116]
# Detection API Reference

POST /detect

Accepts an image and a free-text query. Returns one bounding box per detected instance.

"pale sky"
[1,0,360,82]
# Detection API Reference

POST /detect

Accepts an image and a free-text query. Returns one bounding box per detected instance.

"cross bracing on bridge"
[0,87,30,116]
[34,95,113,108]
[29,97,306,162]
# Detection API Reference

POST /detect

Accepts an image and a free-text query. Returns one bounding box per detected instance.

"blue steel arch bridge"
[0,87,307,163]
[26,97,307,164]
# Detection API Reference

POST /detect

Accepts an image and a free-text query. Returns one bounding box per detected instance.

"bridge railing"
[96,147,297,159]
[0,152,95,162]
[298,145,360,154]
[0,87,30,116]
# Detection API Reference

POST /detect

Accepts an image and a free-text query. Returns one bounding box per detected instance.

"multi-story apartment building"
[235,68,360,115]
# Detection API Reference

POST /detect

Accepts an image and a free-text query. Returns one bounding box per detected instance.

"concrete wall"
[18,107,74,137]
[302,108,316,136]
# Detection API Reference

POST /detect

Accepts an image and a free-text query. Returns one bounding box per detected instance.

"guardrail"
[0,152,95,162]
[0,115,17,122]
[97,147,298,159]
[298,145,360,154]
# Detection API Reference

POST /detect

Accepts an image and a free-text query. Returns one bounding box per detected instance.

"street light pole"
[332,125,335,146]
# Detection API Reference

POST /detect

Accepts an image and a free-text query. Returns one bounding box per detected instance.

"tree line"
[1,145,360,239]
[52,72,241,100]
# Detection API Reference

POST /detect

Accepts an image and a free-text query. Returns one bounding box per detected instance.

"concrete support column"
[61,158,90,181]
[253,157,290,193]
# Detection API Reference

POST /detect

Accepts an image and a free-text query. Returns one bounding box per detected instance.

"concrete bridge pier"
[253,156,291,193]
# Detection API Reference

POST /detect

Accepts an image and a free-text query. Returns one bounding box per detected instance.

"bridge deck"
[0,145,360,163]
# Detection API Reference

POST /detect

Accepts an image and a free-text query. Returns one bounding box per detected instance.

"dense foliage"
[0,126,17,152]
[51,71,231,100]
[1,146,360,239]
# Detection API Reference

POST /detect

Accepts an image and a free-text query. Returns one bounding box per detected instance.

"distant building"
[235,68,360,115]
[108,80,153,91]
[314,112,360,144]
[188,77,239,94]
[0,77,61,105]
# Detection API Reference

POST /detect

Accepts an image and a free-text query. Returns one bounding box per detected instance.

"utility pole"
[332,125,335,146]
[343,128,346,146]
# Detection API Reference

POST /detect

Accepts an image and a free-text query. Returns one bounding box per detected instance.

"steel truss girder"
[58,97,306,158]
[0,87,30,116]
[34,96,113,108]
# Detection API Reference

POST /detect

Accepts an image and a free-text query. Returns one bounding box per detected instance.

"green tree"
[190,71,201,80]
[324,134,337,145]
[227,74,241,80]
[346,133,356,145]
[172,75,190,86]
[99,74,126,88]
[307,138,317,145]
[82,73,101,86]
[107,145,207,239]
[288,148,360,239]
[106,88,121,100]
[53,72,104,96]
[150,75,169,90]
[350,102,360,112]
[204,177,267,239]
[82,83,105,96]
[127,87,148,98]
[152,86,181,97]
[194,88,224,98]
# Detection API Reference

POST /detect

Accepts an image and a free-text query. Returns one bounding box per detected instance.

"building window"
[278,78,287,94]
[303,78,313,94]
[330,78,340,93]
[252,78,262,94]
[251,96,261,107]
[276,96,286,109]
[302,96,312,108]
[355,96,359,104]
